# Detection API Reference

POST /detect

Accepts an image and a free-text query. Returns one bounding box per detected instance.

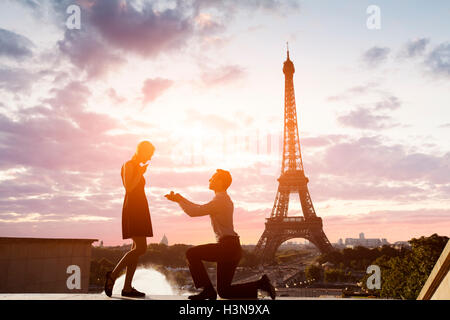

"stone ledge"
[0,293,363,300]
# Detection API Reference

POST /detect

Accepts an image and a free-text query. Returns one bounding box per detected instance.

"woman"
[104,140,155,298]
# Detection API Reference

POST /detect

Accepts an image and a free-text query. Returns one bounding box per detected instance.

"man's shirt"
[178,191,238,241]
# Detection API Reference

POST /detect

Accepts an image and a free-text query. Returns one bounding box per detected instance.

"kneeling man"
[165,169,275,300]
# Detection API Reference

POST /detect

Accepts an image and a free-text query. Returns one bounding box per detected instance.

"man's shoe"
[104,271,115,297]
[121,287,146,298]
[188,286,217,300]
[259,274,276,300]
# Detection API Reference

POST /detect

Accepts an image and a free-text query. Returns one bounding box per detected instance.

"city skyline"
[0,0,449,246]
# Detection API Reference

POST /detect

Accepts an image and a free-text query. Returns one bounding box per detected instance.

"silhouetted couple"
[104,141,275,300]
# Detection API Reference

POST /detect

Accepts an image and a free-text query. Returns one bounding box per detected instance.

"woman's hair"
[216,169,232,190]
[135,140,155,156]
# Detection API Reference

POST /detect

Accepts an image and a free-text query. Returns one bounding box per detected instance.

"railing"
[282,217,305,222]
[267,217,306,223]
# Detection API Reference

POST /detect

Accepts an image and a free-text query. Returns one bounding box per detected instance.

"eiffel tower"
[254,46,334,263]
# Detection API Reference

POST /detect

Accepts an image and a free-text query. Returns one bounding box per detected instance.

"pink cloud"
[306,136,450,185]
[89,0,194,57]
[183,109,238,132]
[201,64,245,86]
[301,134,345,148]
[0,67,38,93]
[107,88,126,104]
[141,78,173,105]
[0,82,137,172]
[0,28,34,60]
[337,107,399,130]
[58,30,124,79]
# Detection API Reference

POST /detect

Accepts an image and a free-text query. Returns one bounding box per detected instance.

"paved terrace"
[0,293,350,300]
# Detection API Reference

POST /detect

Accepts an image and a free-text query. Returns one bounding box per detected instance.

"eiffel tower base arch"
[255,217,334,264]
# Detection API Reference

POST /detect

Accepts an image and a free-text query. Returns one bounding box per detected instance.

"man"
[165,169,276,300]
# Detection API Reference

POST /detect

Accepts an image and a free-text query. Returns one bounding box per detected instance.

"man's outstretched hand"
[165,191,182,203]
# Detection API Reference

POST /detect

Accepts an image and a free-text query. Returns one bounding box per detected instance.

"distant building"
[280,241,300,249]
[119,243,132,251]
[393,241,411,249]
[344,233,389,248]
[160,234,168,246]
[332,238,345,248]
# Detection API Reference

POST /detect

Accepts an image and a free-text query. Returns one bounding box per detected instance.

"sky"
[0,0,449,246]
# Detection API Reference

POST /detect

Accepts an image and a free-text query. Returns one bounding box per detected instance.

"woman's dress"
[121,160,153,239]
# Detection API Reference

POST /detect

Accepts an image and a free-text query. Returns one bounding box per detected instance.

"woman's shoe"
[104,271,115,297]
[259,274,276,300]
[122,287,146,298]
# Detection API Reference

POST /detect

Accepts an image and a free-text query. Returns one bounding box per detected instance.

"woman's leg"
[123,236,147,291]
[110,236,147,289]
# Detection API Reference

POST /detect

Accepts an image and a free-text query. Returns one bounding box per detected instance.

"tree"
[305,265,322,282]
[90,257,115,287]
[316,244,405,271]
[239,249,259,268]
[372,234,448,299]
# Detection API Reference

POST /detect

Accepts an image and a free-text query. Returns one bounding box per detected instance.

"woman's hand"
[138,163,149,175]
[165,191,182,202]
